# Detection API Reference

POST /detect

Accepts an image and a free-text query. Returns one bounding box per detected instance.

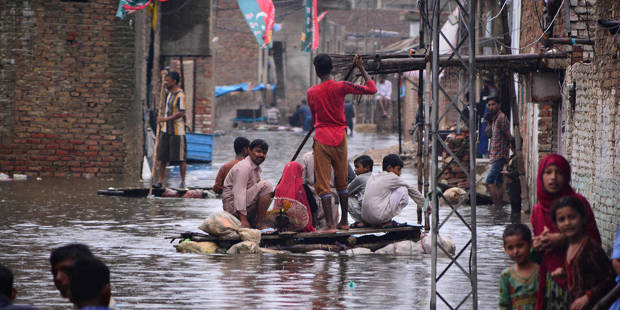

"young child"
[499,223,539,310]
[348,155,373,227]
[361,154,424,227]
[550,196,615,310]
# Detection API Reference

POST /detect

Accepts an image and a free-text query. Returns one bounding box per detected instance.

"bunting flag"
[238,0,275,48]
[116,0,168,19]
[301,0,319,52]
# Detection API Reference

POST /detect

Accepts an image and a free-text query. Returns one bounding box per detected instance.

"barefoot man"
[307,54,377,231]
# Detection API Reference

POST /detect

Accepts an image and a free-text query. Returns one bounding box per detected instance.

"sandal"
[349,221,367,229]
[380,220,407,228]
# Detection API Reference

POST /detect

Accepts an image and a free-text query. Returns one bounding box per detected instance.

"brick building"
[0,0,215,179]
[516,0,619,250]
[0,0,142,178]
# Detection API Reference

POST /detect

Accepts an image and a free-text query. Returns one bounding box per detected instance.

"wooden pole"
[149,71,168,196]
[329,52,568,76]
[291,127,314,163]
[417,11,425,225]
[398,70,402,154]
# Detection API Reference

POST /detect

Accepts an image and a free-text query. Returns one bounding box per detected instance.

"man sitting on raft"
[213,137,250,195]
[222,139,273,229]
[360,154,425,227]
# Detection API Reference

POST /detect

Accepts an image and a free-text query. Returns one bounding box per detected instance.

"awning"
[215,83,276,97]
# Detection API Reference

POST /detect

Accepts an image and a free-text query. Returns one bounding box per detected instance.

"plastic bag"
[421,233,456,256]
[442,187,467,205]
[375,240,424,255]
[238,228,261,243]
[198,211,241,239]
[176,241,218,254]
[226,241,259,254]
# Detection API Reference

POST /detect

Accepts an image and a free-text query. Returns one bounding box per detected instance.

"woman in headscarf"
[531,154,601,310]
[273,161,315,232]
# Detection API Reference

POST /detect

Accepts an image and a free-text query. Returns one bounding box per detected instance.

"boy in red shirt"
[307,54,377,231]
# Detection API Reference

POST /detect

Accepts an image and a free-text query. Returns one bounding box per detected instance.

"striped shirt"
[161,90,186,135]
[488,112,510,162]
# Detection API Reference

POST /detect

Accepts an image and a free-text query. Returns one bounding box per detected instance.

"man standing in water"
[155,71,187,189]
[307,54,376,231]
[484,97,512,207]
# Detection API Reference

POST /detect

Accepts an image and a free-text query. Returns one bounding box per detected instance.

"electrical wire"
[487,0,509,22]
[485,0,565,51]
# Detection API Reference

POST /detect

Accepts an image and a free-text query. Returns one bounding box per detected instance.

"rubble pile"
[440,132,471,189]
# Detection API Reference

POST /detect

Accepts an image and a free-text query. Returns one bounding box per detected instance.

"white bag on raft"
[227,241,259,254]
[198,211,241,239]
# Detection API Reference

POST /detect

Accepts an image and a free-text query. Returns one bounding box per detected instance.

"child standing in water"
[550,196,615,310]
[499,223,539,310]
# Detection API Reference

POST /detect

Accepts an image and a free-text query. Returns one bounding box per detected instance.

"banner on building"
[116,0,168,19]
[238,0,275,49]
[301,0,319,52]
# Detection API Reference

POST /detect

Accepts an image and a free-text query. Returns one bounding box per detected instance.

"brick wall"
[520,0,596,58]
[213,0,258,86]
[0,1,141,178]
[520,0,619,251]
[560,0,620,251]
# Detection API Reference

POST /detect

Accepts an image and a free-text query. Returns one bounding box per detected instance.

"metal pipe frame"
[428,0,477,308]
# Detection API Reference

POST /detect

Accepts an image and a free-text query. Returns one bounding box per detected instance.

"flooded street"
[0,131,522,309]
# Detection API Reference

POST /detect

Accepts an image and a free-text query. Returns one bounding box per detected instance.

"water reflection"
[0,131,516,309]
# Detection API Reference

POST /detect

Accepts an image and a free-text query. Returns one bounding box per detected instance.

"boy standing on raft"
[307,54,377,232]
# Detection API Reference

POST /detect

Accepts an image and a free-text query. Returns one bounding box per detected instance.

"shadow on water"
[0,130,521,309]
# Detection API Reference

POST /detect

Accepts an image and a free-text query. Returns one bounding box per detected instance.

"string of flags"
[116,0,168,19]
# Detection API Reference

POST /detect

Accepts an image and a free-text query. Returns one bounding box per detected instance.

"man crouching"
[222,139,273,229]
[361,154,425,227]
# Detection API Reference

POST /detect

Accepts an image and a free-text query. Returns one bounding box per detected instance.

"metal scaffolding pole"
[428,0,477,308]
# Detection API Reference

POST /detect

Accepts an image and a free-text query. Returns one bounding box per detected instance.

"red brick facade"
[0,1,140,177]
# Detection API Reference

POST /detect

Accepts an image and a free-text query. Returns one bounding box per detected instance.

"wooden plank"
[261,225,422,240]
[97,186,214,198]
[168,225,421,243]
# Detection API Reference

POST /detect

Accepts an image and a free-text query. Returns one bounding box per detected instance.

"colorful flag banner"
[116,0,168,19]
[301,0,321,52]
[238,0,275,48]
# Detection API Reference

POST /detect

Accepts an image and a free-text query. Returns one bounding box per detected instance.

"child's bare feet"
[317,228,338,233]
[337,223,350,230]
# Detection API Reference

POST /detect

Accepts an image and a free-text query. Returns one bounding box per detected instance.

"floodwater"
[0,130,524,309]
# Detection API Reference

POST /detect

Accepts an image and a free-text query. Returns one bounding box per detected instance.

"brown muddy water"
[0,131,524,309]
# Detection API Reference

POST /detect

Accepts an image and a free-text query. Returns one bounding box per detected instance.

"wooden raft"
[168,225,422,253]
[97,187,216,198]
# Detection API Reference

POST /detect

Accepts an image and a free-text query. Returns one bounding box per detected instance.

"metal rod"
[416,5,425,222]
[468,0,478,307]
[192,58,196,132]
[548,38,594,45]
[430,0,440,307]
[398,70,402,154]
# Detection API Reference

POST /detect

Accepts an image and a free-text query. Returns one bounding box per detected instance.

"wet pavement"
[0,130,525,309]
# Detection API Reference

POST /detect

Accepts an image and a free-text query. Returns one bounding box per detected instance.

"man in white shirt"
[362,154,425,226]
[375,74,392,117]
